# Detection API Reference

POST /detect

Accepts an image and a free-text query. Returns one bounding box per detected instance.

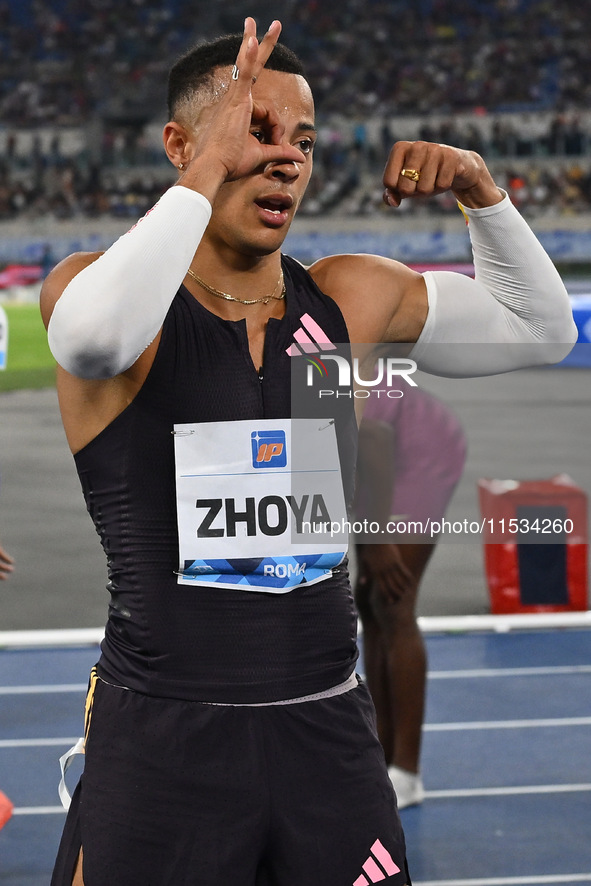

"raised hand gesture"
[165,18,306,199]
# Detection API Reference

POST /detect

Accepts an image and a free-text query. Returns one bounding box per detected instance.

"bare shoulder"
[308,253,428,343]
[308,252,400,292]
[40,251,104,330]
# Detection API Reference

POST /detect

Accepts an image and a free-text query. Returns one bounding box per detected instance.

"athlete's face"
[199,69,316,257]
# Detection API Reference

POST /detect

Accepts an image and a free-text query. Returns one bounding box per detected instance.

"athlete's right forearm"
[47,186,212,379]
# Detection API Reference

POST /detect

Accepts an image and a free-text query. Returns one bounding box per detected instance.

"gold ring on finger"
[401,168,420,182]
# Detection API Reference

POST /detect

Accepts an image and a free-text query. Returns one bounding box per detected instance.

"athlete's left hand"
[383,140,503,209]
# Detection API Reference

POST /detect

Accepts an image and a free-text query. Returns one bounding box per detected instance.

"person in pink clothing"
[354,388,467,807]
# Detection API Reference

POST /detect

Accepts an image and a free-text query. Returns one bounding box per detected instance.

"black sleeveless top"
[75,255,359,703]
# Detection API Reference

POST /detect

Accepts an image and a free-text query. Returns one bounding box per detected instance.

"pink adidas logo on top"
[353,839,401,884]
[286,314,338,356]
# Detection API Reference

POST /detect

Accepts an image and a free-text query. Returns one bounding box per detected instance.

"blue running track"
[1,629,590,885]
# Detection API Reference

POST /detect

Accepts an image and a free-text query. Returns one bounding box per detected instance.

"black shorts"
[52,675,411,886]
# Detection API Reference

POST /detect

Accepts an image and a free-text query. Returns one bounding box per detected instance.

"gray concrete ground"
[0,365,589,630]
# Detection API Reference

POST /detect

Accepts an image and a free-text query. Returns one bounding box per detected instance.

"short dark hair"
[167,34,306,120]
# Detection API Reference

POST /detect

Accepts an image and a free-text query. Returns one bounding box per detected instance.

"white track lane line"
[429,666,591,679]
[0,737,79,748]
[424,783,591,799]
[0,684,86,694]
[425,717,591,731]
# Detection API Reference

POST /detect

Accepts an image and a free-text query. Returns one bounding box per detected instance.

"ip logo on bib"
[251,430,287,469]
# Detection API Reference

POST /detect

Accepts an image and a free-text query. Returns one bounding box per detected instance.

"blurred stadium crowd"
[1,0,591,220]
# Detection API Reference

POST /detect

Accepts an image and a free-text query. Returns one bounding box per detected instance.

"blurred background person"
[354,388,467,807]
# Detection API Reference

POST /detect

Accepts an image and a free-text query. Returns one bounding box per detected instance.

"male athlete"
[43,18,576,886]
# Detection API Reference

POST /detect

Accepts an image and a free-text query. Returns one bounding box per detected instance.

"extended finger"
[232,19,282,90]
[253,20,282,78]
[230,18,259,91]
[258,140,307,166]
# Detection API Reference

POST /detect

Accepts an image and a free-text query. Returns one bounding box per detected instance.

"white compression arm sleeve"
[47,186,212,378]
[410,193,577,377]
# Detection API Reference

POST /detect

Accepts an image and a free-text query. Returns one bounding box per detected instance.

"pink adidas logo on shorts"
[353,838,401,884]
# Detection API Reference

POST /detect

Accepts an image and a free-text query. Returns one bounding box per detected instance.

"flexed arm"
[383,142,577,375]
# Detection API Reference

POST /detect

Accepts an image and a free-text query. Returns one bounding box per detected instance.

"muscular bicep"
[309,253,428,344]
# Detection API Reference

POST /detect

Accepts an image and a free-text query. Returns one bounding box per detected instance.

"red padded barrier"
[478,474,588,614]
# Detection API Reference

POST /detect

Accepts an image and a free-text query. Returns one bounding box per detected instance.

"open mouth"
[255,196,293,225]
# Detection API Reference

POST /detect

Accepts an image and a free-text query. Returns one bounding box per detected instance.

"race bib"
[174,418,348,592]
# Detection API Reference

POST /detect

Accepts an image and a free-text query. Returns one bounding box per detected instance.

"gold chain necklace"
[186,267,285,305]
